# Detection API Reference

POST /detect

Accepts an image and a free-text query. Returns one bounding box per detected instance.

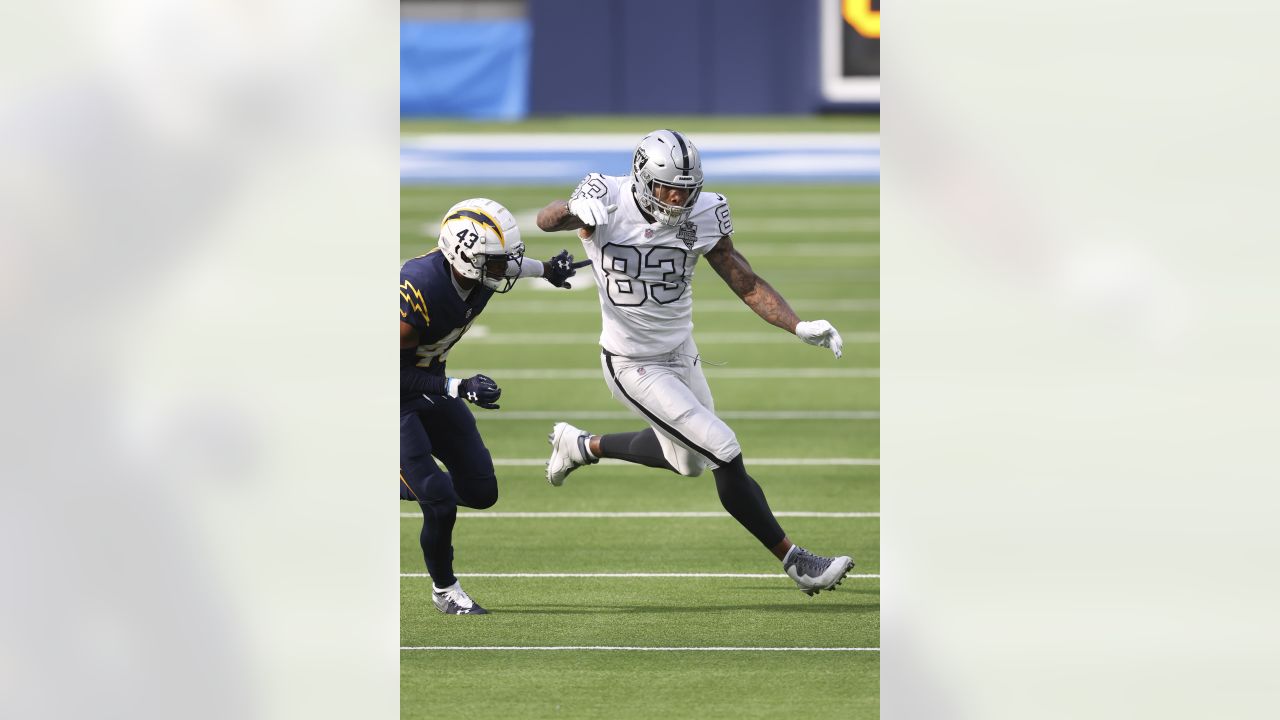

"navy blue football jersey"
[400,251,494,388]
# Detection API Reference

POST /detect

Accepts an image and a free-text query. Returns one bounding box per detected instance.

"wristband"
[445,377,461,398]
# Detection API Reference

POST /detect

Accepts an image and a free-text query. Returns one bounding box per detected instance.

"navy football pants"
[400,395,498,588]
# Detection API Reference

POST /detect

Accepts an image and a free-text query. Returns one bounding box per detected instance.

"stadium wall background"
[401,0,866,118]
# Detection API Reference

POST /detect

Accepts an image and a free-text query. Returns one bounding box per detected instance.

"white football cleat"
[432,582,488,615]
[546,421,594,486]
[783,547,855,596]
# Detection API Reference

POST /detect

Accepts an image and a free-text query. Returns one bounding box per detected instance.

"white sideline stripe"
[402,645,879,652]
[400,133,880,151]
[480,410,879,420]
[402,572,880,579]
[452,368,879,380]
[400,196,880,213]
[466,331,879,345]
[400,511,879,519]
[481,458,878,466]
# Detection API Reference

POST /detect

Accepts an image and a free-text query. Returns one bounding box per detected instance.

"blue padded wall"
[401,20,531,119]
[529,0,820,115]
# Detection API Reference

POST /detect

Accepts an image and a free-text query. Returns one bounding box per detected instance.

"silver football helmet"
[631,129,703,226]
[437,198,525,293]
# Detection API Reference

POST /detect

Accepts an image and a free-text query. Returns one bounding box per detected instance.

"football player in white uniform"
[535,129,854,596]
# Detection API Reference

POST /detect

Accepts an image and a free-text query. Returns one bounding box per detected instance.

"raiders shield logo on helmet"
[633,146,649,177]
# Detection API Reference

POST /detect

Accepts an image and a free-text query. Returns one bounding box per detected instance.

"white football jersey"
[571,173,734,356]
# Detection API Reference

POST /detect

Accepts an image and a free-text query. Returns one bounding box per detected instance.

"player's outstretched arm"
[537,200,586,232]
[513,250,591,289]
[539,250,592,289]
[536,199,616,237]
[705,235,844,358]
[705,235,800,331]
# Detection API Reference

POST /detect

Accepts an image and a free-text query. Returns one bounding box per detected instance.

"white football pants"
[600,336,741,476]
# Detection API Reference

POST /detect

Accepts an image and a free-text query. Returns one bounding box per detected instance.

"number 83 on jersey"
[600,243,690,306]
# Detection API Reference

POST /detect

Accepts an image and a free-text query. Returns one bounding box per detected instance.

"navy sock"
[418,497,457,588]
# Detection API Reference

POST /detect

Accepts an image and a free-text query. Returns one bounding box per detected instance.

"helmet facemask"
[639,178,702,226]
[473,246,525,294]
[632,130,704,226]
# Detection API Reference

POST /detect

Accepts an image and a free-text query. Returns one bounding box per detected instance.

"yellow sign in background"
[843,0,880,39]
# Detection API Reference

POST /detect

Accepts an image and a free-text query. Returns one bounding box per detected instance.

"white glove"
[795,320,844,359]
[568,198,617,227]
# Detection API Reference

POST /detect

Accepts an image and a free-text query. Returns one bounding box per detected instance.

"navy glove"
[459,374,501,409]
[544,250,591,289]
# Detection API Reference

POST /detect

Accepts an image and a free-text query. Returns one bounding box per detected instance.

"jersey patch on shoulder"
[400,278,430,325]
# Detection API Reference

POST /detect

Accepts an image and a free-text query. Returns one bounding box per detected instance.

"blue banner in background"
[400,134,880,184]
[400,21,530,120]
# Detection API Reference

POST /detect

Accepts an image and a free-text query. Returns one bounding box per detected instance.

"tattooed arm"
[536,200,589,233]
[703,235,800,333]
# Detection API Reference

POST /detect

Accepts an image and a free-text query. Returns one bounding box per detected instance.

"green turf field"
[400,180,879,719]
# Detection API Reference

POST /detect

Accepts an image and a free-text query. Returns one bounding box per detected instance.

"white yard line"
[402,218,879,235]
[690,195,880,210]
[735,242,879,255]
[402,572,879,579]
[474,458,878,467]
[479,410,879,420]
[443,299,879,314]
[451,368,879,380]
[400,511,879,519]
[402,645,879,652]
[464,331,879,345]
[734,218,878,233]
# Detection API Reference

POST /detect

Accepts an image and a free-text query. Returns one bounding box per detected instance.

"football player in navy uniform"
[401,198,580,614]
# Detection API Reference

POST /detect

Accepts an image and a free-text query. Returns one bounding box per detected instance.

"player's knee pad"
[682,439,740,477]
[712,435,742,467]
[687,418,740,472]
[455,474,498,510]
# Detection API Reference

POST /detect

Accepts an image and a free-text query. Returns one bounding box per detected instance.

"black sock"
[598,429,678,473]
[712,454,785,549]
